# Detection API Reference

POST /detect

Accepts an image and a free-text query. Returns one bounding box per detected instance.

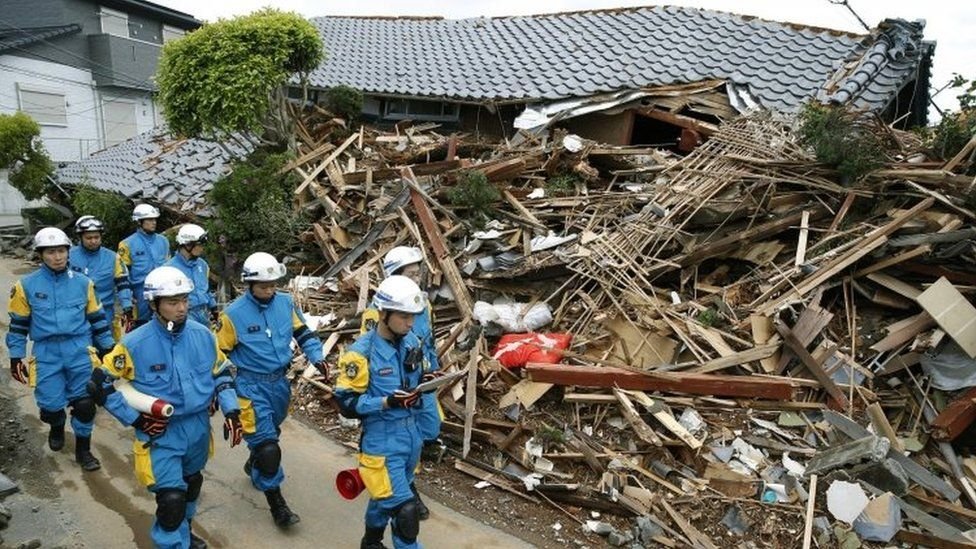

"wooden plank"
[776,323,850,408]
[627,391,702,449]
[775,304,833,373]
[525,363,795,400]
[343,159,464,185]
[454,460,538,503]
[639,107,719,136]
[827,192,856,233]
[657,497,719,549]
[690,343,779,374]
[931,386,976,442]
[750,315,781,373]
[613,388,663,447]
[866,402,905,452]
[462,338,482,458]
[502,189,546,231]
[802,474,817,549]
[867,272,922,300]
[795,210,810,267]
[896,530,976,549]
[918,277,976,358]
[870,312,937,353]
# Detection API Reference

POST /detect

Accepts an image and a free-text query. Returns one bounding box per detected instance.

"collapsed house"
[307,6,933,143]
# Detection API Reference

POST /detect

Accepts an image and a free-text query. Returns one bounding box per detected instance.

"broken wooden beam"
[525,364,795,400]
[776,323,850,409]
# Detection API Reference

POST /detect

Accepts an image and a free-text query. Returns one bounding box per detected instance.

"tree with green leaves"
[155,8,324,149]
[0,112,54,200]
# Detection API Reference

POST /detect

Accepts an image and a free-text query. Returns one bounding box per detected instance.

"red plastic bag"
[492,332,572,369]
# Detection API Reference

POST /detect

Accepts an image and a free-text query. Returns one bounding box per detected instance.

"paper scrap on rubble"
[679,408,705,434]
[472,229,504,240]
[552,522,563,532]
[534,457,555,473]
[527,188,545,199]
[563,134,584,152]
[474,481,491,489]
[525,437,544,458]
[731,437,765,472]
[522,473,543,492]
[782,452,806,477]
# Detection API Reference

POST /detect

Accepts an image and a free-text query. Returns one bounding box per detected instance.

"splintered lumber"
[657,497,719,549]
[613,388,663,447]
[895,530,976,549]
[774,303,833,373]
[931,386,976,442]
[824,410,961,501]
[524,364,795,400]
[870,312,937,353]
[759,197,935,314]
[776,324,850,409]
[917,277,976,358]
[462,338,482,458]
[408,177,474,318]
[322,187,410,279]
[293,132,358,198]
[454,460,537,503]
[342,159,463,184]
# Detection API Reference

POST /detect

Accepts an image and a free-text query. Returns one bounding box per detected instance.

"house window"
[17,85,67,126]
[383,98,459,121]
[162,25,185,43]
[102,99,138,147]
[100,7,129,37]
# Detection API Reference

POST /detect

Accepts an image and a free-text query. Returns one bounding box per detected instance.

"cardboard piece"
[917,277,976,358]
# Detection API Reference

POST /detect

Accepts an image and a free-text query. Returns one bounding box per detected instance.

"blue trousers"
[361,414,424,549]
[236,371,290,491]
[133,411,211,549]
[133,283,151,326]
[33,337,96,437]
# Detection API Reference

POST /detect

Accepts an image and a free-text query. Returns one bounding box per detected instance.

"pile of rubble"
[278,107,976,547]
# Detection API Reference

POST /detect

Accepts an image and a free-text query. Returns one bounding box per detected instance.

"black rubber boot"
[360,526,388,549]
[264,488,300,528]
[188,521,207,549]
[243,455,253,477]
[49,423,66,452]
[74,436,101,471]
[410,482,430,521]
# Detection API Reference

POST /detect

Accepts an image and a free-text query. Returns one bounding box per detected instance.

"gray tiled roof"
[307,6,928,113]
[56,130,252,215]
[0,24,82,53]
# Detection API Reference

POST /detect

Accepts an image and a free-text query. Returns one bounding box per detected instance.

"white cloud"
[155,0,974,115]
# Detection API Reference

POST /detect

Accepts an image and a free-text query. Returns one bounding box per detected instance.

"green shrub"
[798,103,887,183]
[929,74,975,173]
[545,173,579,197]
[325,85,363,121]
[206,149,308,266]
[0,112,54,200]
[70,185,131,248]
[447,170,499,227]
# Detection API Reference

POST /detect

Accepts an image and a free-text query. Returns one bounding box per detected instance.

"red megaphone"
[336,468,366,500]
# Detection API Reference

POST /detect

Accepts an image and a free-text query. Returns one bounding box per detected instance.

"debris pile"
[175,103,976,546]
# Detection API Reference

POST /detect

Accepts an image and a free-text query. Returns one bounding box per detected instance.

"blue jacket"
[166,253,216,313]
[6,264,114,358]
[361,303,439,374]
[118,229,169,287]
[69,245,132,315]
[334,329,424,421]
[99,319,238,426]
[216,290,323,373]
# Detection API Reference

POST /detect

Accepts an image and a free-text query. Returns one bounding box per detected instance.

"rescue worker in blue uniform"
[215,252,327,528]
[119,204,170,328]
[88,266,242,549]
[7,227,115,471]
[69,215,132,340]
[337,275,429,549]
[166,224,217,327]
[360,246,442,520]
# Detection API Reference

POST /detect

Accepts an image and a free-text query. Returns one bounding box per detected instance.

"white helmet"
[143,266,194,301]
[74,215,105,234]
[176,223,208,245]
[374,275,426,314]
[33,227,72,249]
[241,252,286,282]
[382,246,423,278]
[132,204,160,221]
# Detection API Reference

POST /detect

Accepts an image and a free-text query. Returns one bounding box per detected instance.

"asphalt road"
[0,256,530,549]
